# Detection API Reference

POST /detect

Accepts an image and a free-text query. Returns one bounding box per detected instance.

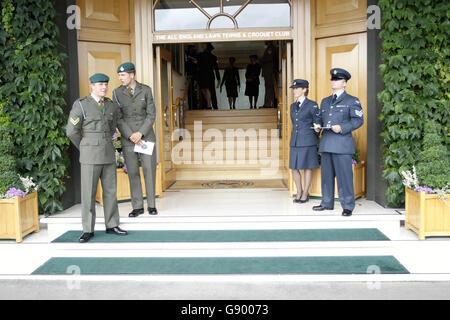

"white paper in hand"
[133,140,154,155]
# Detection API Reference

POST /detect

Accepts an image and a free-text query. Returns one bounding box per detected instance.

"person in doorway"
[185,44,199,110]
[220,57,240,109]
[312,68,364,216]
[113,62,158,217]
[289,79,321,203]
[66,73,128,243]
[197,43,220,109]
[244,55,261,109]
[261,41,277,108]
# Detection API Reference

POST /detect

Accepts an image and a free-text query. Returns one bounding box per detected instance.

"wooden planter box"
[300,161,366,199]
[405,187,450,240]
[0,191,39,243]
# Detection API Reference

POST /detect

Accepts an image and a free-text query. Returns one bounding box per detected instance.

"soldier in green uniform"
[113,62,158,217]
[66,73,128,243]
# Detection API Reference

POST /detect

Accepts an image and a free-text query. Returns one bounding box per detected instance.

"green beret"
[117,62,135,73]
[89,73,109,83]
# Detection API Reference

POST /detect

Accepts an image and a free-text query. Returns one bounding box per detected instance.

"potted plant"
[401,121,449,240]
[96,130,146,206]
[0,133,39,242]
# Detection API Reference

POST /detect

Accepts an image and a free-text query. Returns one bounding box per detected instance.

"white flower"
[400,166,419,189]
[19,175,37,194]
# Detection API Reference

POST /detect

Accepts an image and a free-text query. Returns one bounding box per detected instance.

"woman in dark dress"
[244,55,261,109]
[289,79,321,203]
[220,57,240,109]
[197,43,220,109]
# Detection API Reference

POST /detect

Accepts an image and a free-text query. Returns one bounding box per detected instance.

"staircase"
[174,109,285,181]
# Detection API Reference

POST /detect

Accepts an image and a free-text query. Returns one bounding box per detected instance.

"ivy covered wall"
[0,0,70,214]
[378,0,450,207]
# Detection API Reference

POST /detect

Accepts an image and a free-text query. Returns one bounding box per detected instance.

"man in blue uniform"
[313,68,364,216]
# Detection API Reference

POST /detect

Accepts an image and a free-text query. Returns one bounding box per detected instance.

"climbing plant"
[378,0,450,207]
[0,0,70,214]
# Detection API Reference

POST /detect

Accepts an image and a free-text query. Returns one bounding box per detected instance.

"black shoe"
[128,208,144,217]
[79,232,94,243]
[299,194,309,203]
[342,209,353,217]
[148,207,158,215]
[293,198,302,204]
[106,227,128,235]
[312,205,333,211]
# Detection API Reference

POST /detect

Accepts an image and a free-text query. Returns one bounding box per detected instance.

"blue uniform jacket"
[290,98,321,147]
[318,91,364,154]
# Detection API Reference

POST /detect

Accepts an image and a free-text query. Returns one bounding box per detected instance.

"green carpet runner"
[52,228,390,243]
[32,256,409,275]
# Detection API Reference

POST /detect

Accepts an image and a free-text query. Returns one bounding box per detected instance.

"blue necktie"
[331,94,337,104]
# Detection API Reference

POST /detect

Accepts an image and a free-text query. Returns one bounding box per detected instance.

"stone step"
[185,115,277,124]
[173,139,284,150]
[41,214,404,252]
[185,109,277,118]
[175,168,285,180]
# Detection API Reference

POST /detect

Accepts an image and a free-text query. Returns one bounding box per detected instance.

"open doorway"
[155,40,292,191]
[165,40,283,111]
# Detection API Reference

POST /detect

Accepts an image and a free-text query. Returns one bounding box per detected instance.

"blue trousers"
[320,152,355,211]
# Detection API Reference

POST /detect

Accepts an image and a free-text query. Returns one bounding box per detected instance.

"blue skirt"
[289,146,319,170]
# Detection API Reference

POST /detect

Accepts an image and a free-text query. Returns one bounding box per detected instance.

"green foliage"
[0,0,70,213]
[378,0,450,207]
[0,106,24,195]
[415,121,449,189]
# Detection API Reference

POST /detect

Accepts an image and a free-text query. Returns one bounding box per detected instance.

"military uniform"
[289,93,321,170]
[114,63,157,215]
[66,74,124,238]
[314,68,364,215]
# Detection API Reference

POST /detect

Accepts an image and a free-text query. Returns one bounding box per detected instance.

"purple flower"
[352,159,357,165]
[123,164,128,173]
[5,188,26,198]
[414,185,436,194]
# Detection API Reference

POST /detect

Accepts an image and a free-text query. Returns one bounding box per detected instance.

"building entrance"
[154,40,293,192]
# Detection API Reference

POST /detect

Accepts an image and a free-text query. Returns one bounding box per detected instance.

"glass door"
[155,45,176,190]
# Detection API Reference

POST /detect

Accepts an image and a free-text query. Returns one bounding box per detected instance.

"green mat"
[32,256,409,274]
[52,228,390,243]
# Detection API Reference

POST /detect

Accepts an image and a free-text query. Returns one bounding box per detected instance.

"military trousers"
[80,163,120,233]
[123,147,157,209]
[319,152,355,211]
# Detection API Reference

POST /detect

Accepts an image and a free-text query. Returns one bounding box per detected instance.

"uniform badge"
[355,110,363,117]
[120,67,125,72]
[333,70,337,75]
[355,100,360,105]
[70,117,80,126]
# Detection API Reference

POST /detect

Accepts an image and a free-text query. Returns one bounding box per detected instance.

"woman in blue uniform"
[289,79,321,203]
